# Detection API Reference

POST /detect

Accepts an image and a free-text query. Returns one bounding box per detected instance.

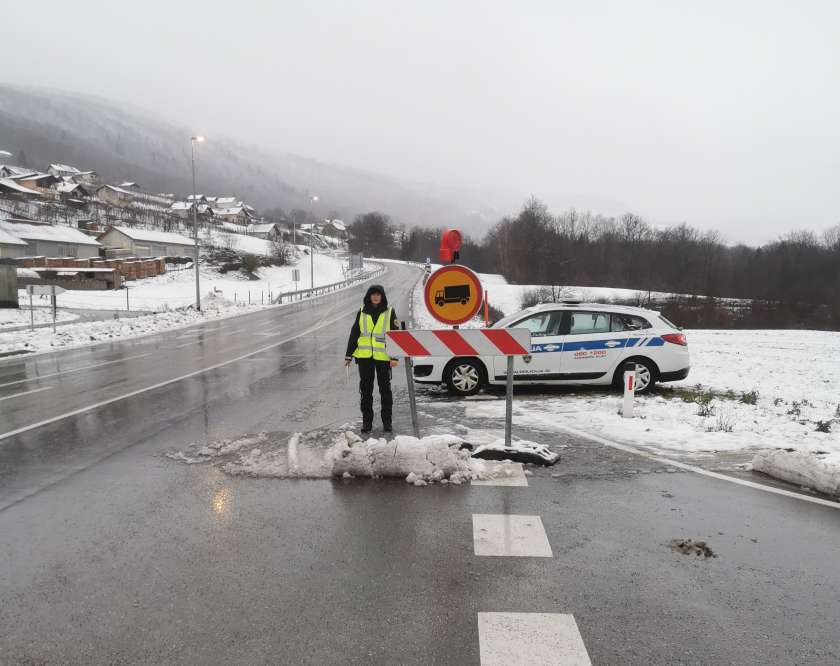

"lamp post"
[310,194,318,289]
[190,136,205,311]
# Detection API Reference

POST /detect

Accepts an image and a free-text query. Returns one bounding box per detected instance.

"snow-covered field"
[1,252,366,356]
[0,307,78,328]
[411,270,840,497]
[17,250,348,312]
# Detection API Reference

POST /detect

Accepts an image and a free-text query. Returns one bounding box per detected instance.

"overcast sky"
[2,0,839,243]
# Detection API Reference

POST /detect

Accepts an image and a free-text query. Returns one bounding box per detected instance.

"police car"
[412,302,690,396]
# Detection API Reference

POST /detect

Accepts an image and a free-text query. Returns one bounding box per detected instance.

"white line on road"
[0,386,54,402]
[0,353,152,388]
[0,306,360,443]
[175,340,203,349]
[553,422,840,510]
[472,514,553,557]
[220,328,248,337]
[477,612,591,665]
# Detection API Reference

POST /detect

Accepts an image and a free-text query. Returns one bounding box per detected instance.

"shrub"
[242,254,261,275]
[695,391,716,417]
[815,421,832,433]
[740,390,759,405]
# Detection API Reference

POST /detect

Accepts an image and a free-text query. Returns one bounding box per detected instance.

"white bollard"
[622,361,636,418]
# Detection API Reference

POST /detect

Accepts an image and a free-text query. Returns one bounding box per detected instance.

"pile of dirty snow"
[752,449,840,497]
[168,428,555,485]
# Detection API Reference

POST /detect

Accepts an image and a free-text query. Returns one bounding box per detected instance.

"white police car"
[412,302,689,396]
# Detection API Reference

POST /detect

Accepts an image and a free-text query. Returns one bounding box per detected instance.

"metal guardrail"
[274,263,386,304]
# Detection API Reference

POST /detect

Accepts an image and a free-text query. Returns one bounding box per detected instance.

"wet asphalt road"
[1,261,840,664]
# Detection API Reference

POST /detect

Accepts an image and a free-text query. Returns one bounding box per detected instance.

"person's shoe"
[383,424,393,433]
[361,424,373,435]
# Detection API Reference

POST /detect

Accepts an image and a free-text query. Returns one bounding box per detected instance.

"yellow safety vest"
[352,307,392,361]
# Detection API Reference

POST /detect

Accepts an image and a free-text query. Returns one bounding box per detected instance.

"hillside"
[0,85,495,233]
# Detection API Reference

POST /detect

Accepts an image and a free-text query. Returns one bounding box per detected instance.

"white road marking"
[553,422,840,510]
[0,353,152,388]
[477,612,591,666]
[220,328,247,337]
[472,514,553,557]
[472,463,529,487]
[0,386,54,402]
[175,340,203,349]
[0,306,360,443]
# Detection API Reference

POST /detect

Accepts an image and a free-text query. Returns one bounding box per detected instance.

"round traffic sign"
[423,265,483,325]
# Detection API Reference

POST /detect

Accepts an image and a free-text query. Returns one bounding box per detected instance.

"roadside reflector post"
[505,355,514,446]
[51,287,57,334]
[28,286,34,331]
[622,361,636,418]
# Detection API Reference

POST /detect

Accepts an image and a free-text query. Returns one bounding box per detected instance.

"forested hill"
[0,85,491,231]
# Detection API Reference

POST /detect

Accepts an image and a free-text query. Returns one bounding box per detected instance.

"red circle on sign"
[423,265,483,325]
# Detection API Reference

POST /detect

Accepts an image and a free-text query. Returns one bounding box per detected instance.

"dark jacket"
[345,285,399,359]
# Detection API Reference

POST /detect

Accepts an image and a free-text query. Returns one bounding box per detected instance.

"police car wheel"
[614,357,657,394]
[445,359,484,396]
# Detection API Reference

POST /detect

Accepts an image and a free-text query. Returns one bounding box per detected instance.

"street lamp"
[310,194,318,289]
[191,136,205,311]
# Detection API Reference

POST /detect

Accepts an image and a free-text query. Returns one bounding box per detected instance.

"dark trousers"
[357,358,392,428]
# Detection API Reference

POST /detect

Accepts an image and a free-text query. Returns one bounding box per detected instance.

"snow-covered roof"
[15,172,53,182]
[0,227,28,246]
[56,182,88,194]
[0,219,101,246]
[247,223,278,233]
[49,163,94,176]
[214,207,244,216]
[118,181,140,189]
[170,201,191,211]
[329,220,346,231]
[0,165,34,177]
[104,226,195,246]
[215,196,236,205]
[0,178,43,196]
[99,184,134,196]
[186,194,206,201]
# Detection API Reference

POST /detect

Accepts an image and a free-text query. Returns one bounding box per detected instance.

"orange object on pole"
[439,229,462,264]
[484,289,489,326]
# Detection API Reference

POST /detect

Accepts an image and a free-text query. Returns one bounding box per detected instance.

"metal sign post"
[292,268,300,292]
[26,284,66,332]
[505,355,515,446]
[622,361,636,418]
[28,287,34,331]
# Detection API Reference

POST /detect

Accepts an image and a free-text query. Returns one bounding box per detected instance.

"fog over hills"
[0,85,500,235]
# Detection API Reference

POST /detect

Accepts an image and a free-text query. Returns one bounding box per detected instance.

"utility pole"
[310,194,318,289]
[191,135,205,311]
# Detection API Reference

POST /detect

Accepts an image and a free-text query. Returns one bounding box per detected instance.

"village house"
[96,184,134,207]
[0,178,43,198]
[48,163,98,185]
[246,222,283,241]
[97,226,195,258]
[0,218,101,258]
[0,226,29,257]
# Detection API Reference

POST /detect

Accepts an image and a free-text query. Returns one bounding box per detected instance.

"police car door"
[493,310,564,383]
[560,310,627,381]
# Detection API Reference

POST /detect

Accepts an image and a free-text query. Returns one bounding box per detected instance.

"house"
[118,182,140,190]
[0,178,43,198]
[213,196,237,208]
[56,181,94,199]
[0,218,101,258]
[96,185,134,207]
[14,173,59,192]
[246,222,283,241]
[213,206,250,225]
[186,194,208,204]
[0,165,38,179]
[48,163,98,185]
[170,201,215,221]
[0,226,29,257]
[97,226,195,257]
[322,219,347,239]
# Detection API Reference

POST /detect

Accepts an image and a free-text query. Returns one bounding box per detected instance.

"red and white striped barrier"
[386,328,531,358]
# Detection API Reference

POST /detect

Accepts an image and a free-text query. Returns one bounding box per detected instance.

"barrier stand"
[401,322,421,438]
[622,361,636,418]
[386,327,531,444]
[505,355,514,446]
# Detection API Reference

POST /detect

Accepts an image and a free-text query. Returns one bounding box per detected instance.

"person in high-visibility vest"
[345,285,399,434]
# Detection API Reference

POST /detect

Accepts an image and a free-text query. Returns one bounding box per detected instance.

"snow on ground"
[0,290,257,355]
[410,273,840,496]
[168,428,549,486]
[1,253,370,355]
[0,307,78,328]
[21,251,349,312]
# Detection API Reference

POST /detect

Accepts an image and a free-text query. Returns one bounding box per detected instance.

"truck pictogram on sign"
[435,284,470,306]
